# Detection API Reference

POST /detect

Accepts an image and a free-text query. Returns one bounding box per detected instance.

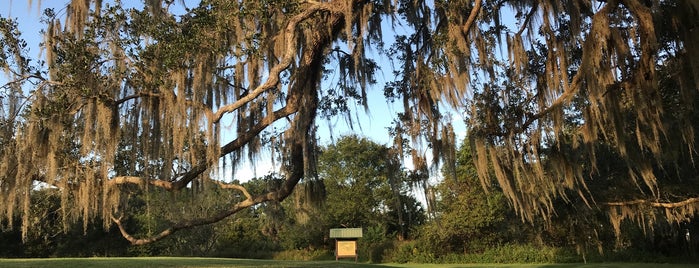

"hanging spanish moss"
[0,0,391,244]
[463,0,699,227]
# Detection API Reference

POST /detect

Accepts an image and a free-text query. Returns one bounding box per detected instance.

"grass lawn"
[0,258,698,268]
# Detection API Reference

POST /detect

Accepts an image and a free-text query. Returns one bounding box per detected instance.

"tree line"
[1,135,696,262]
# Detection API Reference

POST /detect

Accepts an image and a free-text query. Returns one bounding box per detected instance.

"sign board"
[336,240,357,257]
[329,228,362,261]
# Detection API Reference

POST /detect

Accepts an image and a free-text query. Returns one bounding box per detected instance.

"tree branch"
[106,103,296,191]
[605,197,699,209]
[112,96,309,245]
[516,4,538,36]
[107,175,181,191]
[461,0,482,37]
[211,179,253,200]
[211,2,341,123]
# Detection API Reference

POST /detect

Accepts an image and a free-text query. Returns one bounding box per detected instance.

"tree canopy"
[1,0,698,244]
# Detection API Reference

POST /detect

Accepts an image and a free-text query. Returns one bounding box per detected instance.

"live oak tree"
[460,0,699,236]
[1,0,698,245]
[384,0,699,238]
[1,0,385,244]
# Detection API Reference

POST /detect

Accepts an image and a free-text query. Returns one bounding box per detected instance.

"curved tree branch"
[516,4,538,36]
[460,0,482,37]
[605,197,699,209]
[112,164,301,245]
[107,102,298,191]
[211,2,342,123]
[212,179,253,200]
[107,176,178,190]
[112,89,310,245]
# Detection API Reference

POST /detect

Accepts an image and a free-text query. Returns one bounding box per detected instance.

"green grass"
[0,258,697,268]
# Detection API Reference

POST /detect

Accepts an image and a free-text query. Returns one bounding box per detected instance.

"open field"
[0,258,698,268]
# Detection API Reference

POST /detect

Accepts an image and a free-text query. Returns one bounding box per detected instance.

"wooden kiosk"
[329,228,363,261]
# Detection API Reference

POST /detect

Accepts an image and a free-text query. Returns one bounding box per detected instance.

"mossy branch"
[605,197,699,209]
[211,1,342,123]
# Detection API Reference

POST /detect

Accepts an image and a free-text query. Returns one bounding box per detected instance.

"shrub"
[382,240,436,263]
[272,249,333,261]
[470,243,581,263]
[383,242,581,264]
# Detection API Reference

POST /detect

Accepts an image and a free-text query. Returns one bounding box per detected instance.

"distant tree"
[420,137,509,255]
[292,135,424,241]
[327,136,424,235]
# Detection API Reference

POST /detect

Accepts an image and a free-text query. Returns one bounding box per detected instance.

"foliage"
[457,244,578,264]
[1,0,699,249]
[0,0,387,244]
[272,249,334,261]
[463,0,699,227]
[358,225,394,263]
[417,137,512,256]
[383,240,436,264]
[383,241,692,264]
[0,189,129,257]
[316,135,421,230]
[280,135,425,251]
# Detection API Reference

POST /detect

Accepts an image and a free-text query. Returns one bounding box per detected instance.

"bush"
[465,243,578,263]
[383,242,581,264]
[582,247,689,263]
[272,249,333,261]
[383,240,436,263]
[358,226,394,263]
